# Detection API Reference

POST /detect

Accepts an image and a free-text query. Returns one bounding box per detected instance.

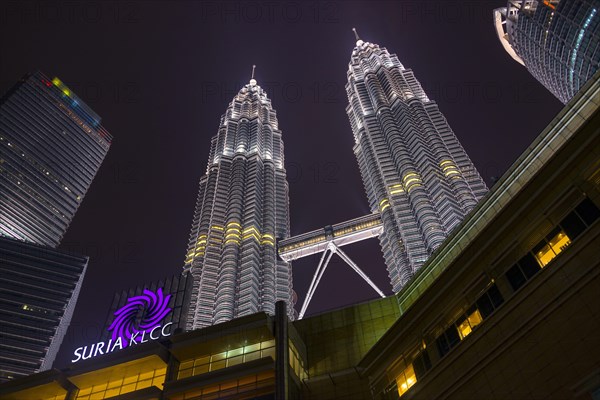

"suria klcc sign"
[72,288,173,363]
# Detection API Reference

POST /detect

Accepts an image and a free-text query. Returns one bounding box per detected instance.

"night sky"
[1,0,562,368]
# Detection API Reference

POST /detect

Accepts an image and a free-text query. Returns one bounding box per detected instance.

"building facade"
[0,71,112,248]
[345,33,488,292]
[183,76,294,329]
[494,0,600,104]
[0,236,88,383]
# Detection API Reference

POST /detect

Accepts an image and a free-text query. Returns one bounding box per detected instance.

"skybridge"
[278,213,383,261]
[278,213,386,319]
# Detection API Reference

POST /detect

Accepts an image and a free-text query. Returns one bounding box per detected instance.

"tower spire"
[250,65,257,86]
[352,27,363,46]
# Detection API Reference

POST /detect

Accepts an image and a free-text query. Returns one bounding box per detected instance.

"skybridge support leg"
[299,246,334,320]
[332,243,386,298]
[298,242,386,320]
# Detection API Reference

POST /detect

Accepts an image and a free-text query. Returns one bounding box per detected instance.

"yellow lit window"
[457,308,483,339]
[121,383,136,393]
[228,355,244,366]
[245,351,261,362]
[534,230,571,267]
[176,340,276,381]
[211,359,227,371]
[244,343,261,353]
[194,363,209,375]
[104,388,120,397]
[107,379,122,389]
[535,244,555,267]
[228,347,243,357]
[211,352,227,371]
[396,363,417,396]
[548,230,570,255]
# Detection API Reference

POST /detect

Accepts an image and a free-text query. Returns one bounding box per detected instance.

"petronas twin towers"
[184,73,294,329]
[347,34,487,291]
[185,33,487,329]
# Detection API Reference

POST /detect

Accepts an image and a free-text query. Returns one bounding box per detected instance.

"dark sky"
[0,0,562,368]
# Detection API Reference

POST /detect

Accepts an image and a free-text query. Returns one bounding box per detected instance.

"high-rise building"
[183,72,294,329]
[0,71,112,247]
[494,0,600,104]
[345,31,488,292]
[0,71,110,382]
[0,236,88,383]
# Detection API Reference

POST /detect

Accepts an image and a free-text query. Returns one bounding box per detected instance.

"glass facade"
[170,371,275,400]
[293,296,401,377]
[183,77,294,329]
[345,36,488,292]
[177,339,276,379]
[0,236,88,382]
[75,367,166,399]
[0,71,111,248]
[494,0,600,103]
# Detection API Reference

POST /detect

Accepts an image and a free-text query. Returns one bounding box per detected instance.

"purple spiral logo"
[107,288,172,346]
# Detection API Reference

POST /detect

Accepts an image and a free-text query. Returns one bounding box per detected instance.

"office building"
[494,0,600,103]
[0,237,88,383]
[0,71,112,247]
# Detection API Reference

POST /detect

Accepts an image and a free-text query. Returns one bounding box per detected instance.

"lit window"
[534,229,571,267]
[457,308,483,339]
[396,363,417,396]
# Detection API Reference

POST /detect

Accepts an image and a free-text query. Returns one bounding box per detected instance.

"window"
[177,339,276,380]
[75,367,166,399]
[456,306,483,339]
[412,349,432,380]
[437,284,504,358]
[396,363,417,396]
[505,197,599,291]
[436,325,461,358]
[476,284,504,319]
[533,227,571,267]
[506,253,541,291]
[576,197,600,226]
[560,211,586,239]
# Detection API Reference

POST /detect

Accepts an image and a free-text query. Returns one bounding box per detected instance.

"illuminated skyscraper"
[345,31,488,292]
[0,71,112,247]
[494,0,600,104]
[183,69,294,329]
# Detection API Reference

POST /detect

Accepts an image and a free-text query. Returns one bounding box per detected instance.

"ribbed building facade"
[494,0,600,104]
[183,77,294,329]
[0,71,112,248]
[0,236,88,382]
[345,35,488,292]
